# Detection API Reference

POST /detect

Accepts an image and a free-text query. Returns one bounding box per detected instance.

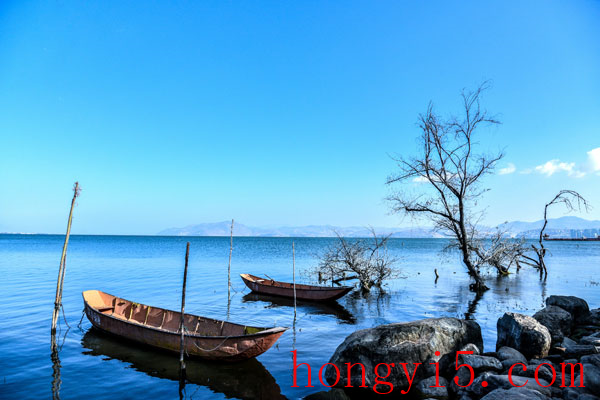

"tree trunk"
[458,199,488,292]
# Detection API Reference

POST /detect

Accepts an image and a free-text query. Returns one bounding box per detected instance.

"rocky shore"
[308,295,600,399]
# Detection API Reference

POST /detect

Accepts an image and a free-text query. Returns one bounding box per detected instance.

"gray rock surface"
[459,354,503,373]
[414,376,449,399]
[496,313,552,359]
[325,318,483,392]
[480,387,550,399]
[497,347,527,364]
[546,295,590,321]
[582,363,600,395]
[533,305,573,345]
[465,372,552,397]
[582,354,600,368]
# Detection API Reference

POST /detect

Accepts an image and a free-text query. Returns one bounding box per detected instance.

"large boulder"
[533,305,573,345]
[546,295,590,321]
[496,313,551,359]
[325,318,483,393]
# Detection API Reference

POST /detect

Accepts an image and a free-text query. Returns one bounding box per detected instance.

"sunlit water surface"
[1,235,598,399]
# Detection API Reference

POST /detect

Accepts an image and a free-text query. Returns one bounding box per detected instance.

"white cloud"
[498,163,516,175]
[534,159,579,177]
[586,147,600,173]
[413,176,429,183]
[533,147,600,178]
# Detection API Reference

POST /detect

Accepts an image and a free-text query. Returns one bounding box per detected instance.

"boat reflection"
[242,293,356,324]
[81,328,286,400]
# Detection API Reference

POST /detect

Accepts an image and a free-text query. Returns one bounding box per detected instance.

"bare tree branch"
[386,83,505,292]
[530,190,590,277]
[313,229,398,293]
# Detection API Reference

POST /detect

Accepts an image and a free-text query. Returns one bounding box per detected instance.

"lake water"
[1,234,598,399]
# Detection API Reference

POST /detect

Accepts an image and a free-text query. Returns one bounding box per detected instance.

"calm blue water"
[0,235,598,399]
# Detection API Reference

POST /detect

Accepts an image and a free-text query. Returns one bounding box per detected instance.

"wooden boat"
[82,290,287,362]
[240,273,352,302]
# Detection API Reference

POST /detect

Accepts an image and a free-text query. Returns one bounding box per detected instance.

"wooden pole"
[51,182,80,337]
[292,241,296,319]
[228,219,234,297]
[179,242,190,371]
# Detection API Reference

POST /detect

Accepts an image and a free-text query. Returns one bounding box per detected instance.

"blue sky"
[1,1,599,234]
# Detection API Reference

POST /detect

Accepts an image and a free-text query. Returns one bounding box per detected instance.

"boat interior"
[241,273,349,291]
[83,290,266,337]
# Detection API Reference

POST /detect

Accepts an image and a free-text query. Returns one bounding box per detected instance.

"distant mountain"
[158,216,600,238]
[500,216,600,232]
[499,216,600,239]
[158,221,441,238]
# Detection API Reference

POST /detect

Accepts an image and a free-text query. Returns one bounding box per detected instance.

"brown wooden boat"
[240,274,352,302]
[82,290,287,362]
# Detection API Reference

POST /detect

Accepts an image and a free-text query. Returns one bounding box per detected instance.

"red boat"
[240,274,352,302]
[83,290,287,362]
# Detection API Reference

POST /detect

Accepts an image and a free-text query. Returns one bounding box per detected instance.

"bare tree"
[520,190,590,278]
[470,228,528,275]
[316,229,397,293]
[386,83,503,292]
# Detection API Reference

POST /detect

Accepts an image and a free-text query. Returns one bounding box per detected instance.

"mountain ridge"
[158,216,600,238]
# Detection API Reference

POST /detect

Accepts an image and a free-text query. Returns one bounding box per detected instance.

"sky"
[0,1,599,235]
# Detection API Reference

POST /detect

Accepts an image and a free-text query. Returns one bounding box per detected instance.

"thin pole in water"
[292,241,296,319]
[179,242,190,371]
[228,219,234,297]
[51,182,80,339]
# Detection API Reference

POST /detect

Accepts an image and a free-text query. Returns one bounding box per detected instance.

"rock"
[414,376,449,399]
[565,344,599,359]
[581,309,600,326]
[506,363,555,384]
[549,345,567,357]
[528,358,552,366]
[480,387,550,399]
[563,387,581,400]
[325,318,483,393]
[581,336,600,346]
[497,347,527,364]
[459,354,503,373]
[464,372,552,397]
[582,363,600,395]
[303,389,351,400]
[579,394,600,400]
[501,358,525,371]
[460,343,481,355]
[563,337,578,347]
[582,354,600,368]
[546,295,590,321]
[544,354,564,364]
[533,305,573,345]
[426,342,480,378]
[496,313,552,359]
